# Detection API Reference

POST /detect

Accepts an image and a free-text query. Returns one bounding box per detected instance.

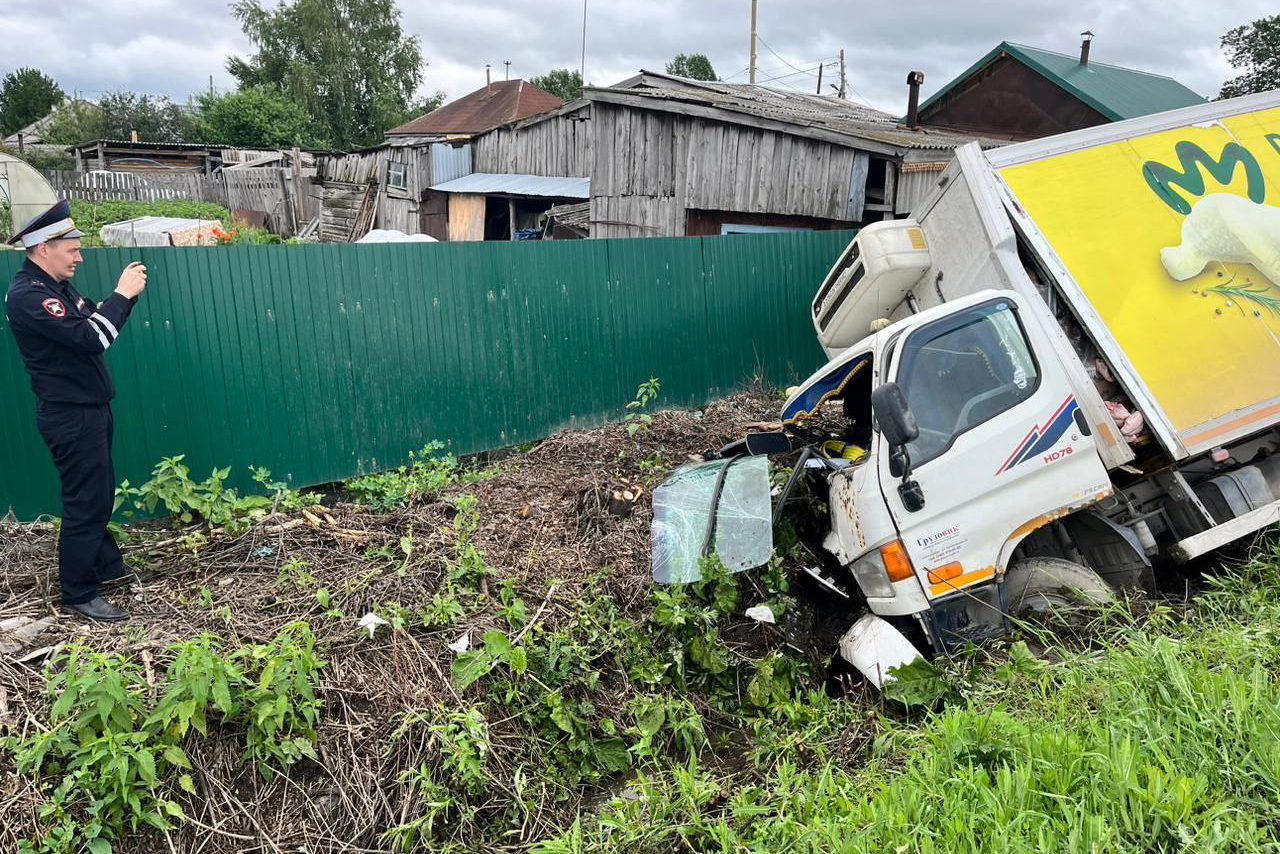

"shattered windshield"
[651,456,773,583]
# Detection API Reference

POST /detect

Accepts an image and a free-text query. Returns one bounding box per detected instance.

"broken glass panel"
[651,456,772,583]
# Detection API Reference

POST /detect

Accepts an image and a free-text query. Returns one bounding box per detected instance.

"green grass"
[68,199,297,245]
[532,549,1280,854]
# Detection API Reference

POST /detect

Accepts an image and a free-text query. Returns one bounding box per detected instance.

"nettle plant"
[6,623,326,854]
[116,456,311,535]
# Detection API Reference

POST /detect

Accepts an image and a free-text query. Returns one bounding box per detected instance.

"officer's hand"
[115,262,147,299]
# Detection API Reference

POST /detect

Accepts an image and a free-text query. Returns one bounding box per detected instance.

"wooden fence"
[224,168,319,237]
[41,170,227,206]
[40,169,324,237]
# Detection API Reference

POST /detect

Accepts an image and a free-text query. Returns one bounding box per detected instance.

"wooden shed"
[471,72,997,239]
[313,139,472,241]
[65,140,323,176]
[67,140,220,174]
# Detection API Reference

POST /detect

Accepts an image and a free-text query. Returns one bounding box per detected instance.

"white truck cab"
[785,280,1113,655]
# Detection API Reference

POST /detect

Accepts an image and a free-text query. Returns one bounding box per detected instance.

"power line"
[759,61,839,83]
[755,65,834,86]
[754,35,814,76]
[762,60,838,79]
[720,35,877,106]
[846,86,874,106]
[755,68,812,83]
[838,72,875,107]
[763,76,819,96]
[726,58,837,82]
[727,52,834,75]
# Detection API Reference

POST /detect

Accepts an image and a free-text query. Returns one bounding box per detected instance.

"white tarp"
[356,229,439,243]
[99,217,220,247]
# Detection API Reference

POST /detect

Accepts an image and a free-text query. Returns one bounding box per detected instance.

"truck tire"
[1004,557,1115,616]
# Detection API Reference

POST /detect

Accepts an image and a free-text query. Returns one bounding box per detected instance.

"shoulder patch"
[42,298,66,318]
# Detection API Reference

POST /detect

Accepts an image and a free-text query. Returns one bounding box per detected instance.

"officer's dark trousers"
[35,402,123,605]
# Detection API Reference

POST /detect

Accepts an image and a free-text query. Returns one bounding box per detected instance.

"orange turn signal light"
[879,541,915,582]
[927,562,964,585]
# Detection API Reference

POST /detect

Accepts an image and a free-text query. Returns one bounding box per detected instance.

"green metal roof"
[917,41,1207,122]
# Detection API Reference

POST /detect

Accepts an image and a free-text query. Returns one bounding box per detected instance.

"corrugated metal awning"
[430,172,590,199]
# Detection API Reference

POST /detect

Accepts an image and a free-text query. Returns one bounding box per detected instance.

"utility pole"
[815,62,823,95]
[580,0,588,84]
[838,49,847,99]
[748,0,758,83]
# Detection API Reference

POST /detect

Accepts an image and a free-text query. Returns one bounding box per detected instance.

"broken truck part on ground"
[652,89,1280,687]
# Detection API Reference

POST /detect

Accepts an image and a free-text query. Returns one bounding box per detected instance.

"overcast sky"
[1,1,1274,115]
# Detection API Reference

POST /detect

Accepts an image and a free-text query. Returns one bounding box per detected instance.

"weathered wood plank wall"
[224,168,319,236]
[589,103,862,239]
[319,181,367,242]
[473,110,592,177]
[316,145,433,235]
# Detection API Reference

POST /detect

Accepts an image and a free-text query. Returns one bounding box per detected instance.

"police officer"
[6,201,147,621]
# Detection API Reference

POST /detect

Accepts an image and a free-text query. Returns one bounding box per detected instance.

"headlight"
[848,540,915,599]
[850,553,895,598]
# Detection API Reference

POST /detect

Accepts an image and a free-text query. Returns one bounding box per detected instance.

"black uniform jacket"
[6,259,137,404]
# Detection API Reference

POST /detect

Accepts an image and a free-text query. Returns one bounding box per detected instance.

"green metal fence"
[0,231,851,520]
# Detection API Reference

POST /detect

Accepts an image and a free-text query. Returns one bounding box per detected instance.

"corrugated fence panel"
[0,230,852,519]
[701,233,835,390]
[607,237,712,408]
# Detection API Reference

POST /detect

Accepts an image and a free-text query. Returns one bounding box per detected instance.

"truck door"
[881,293,1111,600]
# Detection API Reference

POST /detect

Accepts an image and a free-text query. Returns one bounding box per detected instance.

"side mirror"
[888,446,909,479]
[713,431,794,460]
[744,431,794,456]
[871,382,919,449]
[873,382,926,512]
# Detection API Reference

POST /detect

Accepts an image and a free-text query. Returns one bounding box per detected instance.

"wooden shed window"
[387,160,408,190]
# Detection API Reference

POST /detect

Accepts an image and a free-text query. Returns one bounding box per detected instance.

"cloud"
[0,0,1272,115]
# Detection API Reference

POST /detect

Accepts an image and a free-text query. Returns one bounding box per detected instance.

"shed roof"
[65,139,336,156]
[917,42,1207,122]
[66,139,216,152]
[388,80,565,136]
[430,172,590,199]
[583,71,999,153]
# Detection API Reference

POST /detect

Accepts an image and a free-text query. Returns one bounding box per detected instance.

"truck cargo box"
[986,91,1280,458]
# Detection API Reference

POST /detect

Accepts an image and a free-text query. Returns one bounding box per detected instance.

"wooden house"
[915,37,1206,140]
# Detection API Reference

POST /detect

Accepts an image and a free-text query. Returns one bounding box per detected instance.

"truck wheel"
[1004,557,1115,616]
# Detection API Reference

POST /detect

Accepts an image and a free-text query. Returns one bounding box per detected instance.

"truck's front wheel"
[1004,557,1115,616]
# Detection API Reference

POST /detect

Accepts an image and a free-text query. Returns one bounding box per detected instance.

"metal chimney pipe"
[905,71,925,129]
[1080,30,1094,65]
[485,64,492,88]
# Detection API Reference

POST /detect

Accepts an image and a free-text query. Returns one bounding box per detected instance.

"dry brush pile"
[0,389,868,854]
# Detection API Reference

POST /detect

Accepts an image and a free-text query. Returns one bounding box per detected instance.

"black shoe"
[61,596,130,622]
